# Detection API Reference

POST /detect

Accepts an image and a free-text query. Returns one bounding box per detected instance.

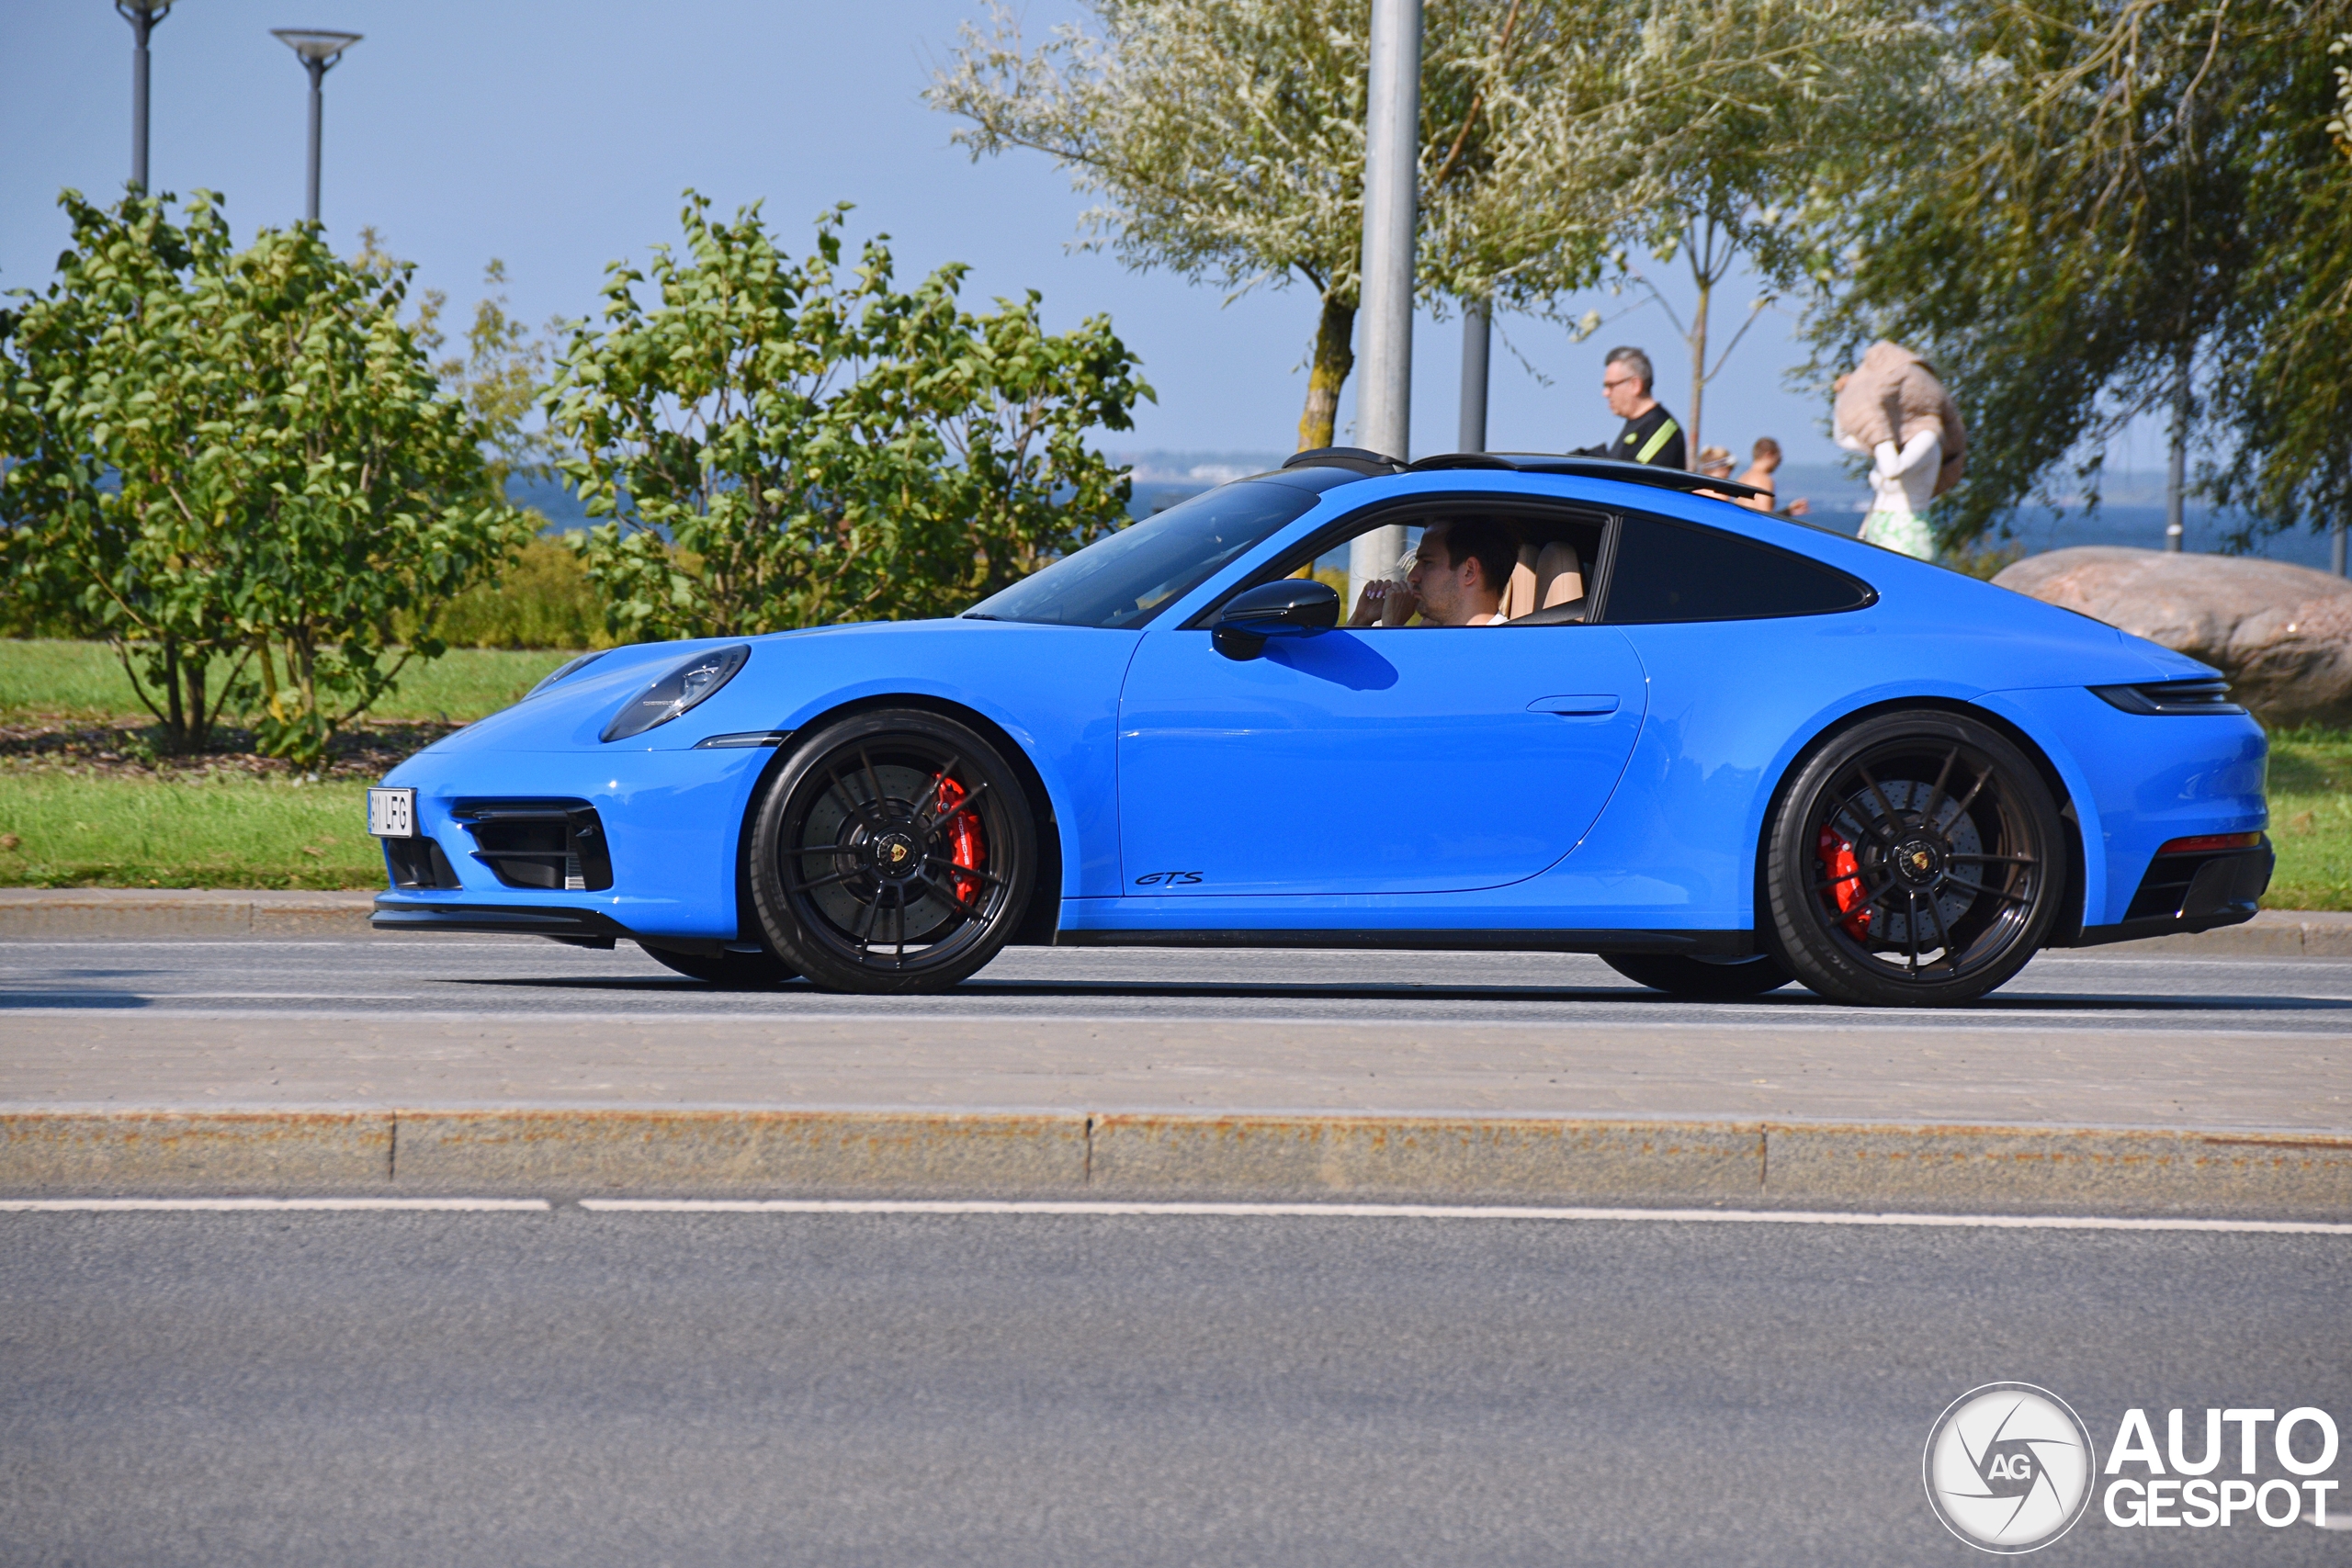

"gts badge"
[1134,870,1204,887]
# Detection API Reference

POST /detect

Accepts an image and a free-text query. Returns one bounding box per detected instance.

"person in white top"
[1836,415,1941,560]
[1830,341,1968,562]
[1347,516,1517,627]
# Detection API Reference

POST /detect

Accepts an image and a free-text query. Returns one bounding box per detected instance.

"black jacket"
[1572,404,1685,469]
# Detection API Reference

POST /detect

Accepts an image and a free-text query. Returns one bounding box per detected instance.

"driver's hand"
[1350,579,1410,626]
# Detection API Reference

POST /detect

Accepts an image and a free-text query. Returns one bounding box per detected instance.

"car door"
[1115,619,1647,896]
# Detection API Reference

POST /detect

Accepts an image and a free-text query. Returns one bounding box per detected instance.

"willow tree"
[1809,0,2352,548]
[1575,0,1950,457]
[931,0,1634,452]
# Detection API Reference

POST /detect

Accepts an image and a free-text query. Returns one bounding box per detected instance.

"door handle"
[1527,694,1620,716]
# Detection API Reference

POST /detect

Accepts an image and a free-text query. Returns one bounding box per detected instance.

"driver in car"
[1347,517,1517,627]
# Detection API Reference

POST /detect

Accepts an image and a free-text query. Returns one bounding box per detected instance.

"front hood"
[414,619,974,757]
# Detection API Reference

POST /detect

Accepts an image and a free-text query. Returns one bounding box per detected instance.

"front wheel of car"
[1763,710,2064,1008]
[748,708,1037,995]
[1601,952,1793,999]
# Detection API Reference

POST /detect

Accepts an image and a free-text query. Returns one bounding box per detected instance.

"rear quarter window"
[1600,512,1875,624]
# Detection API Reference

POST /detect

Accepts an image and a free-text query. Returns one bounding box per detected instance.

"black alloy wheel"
[638,942,797,987]
[749,708,1037,994]
[1601,951,1794,999]
[1763,710,2064,1007]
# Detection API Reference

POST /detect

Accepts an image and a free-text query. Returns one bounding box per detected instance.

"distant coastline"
[506,456,2338,573]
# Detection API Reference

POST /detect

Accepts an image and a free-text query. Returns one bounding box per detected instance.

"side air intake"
[451,800,613,892]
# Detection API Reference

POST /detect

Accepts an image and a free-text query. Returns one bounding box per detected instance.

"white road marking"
[7,1006,2351,1039]
[573,1199,2352,1234]
[0,1197,550,1212]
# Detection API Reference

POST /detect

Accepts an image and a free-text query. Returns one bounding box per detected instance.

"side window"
[1600,512,1874,624]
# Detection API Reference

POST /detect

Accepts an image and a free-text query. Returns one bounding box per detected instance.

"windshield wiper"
[962,612,1004,621]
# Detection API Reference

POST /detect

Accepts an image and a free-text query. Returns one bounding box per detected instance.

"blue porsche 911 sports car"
[368,448,2270,1006]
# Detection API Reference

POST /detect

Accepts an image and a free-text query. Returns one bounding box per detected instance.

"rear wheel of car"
[1763,710,2064,1007]
[638,942,797,987]
[1601,952,1793,999]
[748,708,1037,995]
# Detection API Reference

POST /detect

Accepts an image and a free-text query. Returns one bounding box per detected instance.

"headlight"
[526,649,612,699]
[600,645,751,741]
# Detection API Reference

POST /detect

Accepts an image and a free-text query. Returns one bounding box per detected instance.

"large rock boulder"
[1993,546,2352,728]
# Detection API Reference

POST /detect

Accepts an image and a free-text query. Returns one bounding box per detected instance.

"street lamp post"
[270,28,362,224]
[115,0,175,192]
[1348,0,1422,609]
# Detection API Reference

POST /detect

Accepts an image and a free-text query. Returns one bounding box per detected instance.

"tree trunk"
[1687,270,1710,468]
[182,656,209,753]
[1296,295,1357,452]
[161,637,187,752]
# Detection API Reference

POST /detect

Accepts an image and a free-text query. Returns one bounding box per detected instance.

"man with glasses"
[1571,346,1686,470]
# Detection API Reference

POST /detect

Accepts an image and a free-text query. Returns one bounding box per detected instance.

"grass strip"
[0,772,381,890]
[0,638,582,725]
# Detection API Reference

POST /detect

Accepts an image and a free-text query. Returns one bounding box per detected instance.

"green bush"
[403,531,613,650]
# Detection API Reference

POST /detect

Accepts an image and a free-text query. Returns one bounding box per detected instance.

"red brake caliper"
[1815,822,1871,940]
[932,774,985,906]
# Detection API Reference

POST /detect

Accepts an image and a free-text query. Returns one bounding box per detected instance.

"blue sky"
[0,0,2163,470]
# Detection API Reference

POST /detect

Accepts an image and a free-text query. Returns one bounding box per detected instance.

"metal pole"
[304,58,325,224]
[130,11,152,190]
[1457,296,1490,455]
[1348,0,1421,611]
[2164,350,2188,553]
[118,3,170,192]
[2334,520,2346,578]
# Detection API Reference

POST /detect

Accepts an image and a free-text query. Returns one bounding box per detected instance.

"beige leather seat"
[1498,542,1584,620]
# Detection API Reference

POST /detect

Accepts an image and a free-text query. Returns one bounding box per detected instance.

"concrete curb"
[0,888,379,939]
[4,1111,2346,1215]
[4,889,2352,954]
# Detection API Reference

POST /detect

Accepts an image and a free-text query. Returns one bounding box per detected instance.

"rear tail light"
[2088,678,2243,715]
[2155,831,2264,856]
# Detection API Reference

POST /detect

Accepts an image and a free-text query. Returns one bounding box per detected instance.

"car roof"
[1272,446,1774,505]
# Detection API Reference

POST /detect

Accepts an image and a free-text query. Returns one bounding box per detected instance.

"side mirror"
[1212,578,1340,660]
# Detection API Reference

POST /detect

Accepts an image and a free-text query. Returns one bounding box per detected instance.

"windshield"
[964,479,1323,629]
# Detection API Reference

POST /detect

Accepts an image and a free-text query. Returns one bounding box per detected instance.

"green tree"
[546,195,1150,642]
[0,190,526,759]
[931,0,1625,451]
[1585,0,1948,457]
[929,0,1931,455]
[1807,0,2352,549]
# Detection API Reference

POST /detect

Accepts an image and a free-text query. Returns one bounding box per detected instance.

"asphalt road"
[3,1208,2346,1566]
[7,935,2352,1031]
[9,938,2351,1130]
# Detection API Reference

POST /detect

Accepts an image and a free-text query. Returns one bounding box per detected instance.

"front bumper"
[369,897,627,948]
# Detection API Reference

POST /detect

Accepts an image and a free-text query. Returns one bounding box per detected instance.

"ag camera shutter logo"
[1923,1382,2097,1552]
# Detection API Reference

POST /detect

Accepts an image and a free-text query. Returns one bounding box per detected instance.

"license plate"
[368,787,417,840]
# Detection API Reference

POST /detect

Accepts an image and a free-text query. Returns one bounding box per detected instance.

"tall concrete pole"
[116,1,174,193]
[1348,0,1421,611]
[1457,296,1490,454]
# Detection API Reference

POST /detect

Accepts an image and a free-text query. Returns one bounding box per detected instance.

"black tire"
[1601,951,1794,998]
[1764,710,2064,1007]
[748,708,1037,994]
[638,942,797,987]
